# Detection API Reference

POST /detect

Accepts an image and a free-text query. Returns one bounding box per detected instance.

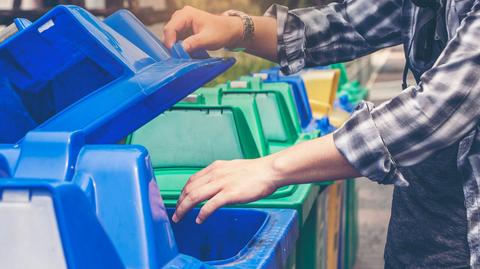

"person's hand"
[172,157,281,224]
[163,6,244,52]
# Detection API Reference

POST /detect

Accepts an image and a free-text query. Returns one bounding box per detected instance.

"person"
[163,0,480,267]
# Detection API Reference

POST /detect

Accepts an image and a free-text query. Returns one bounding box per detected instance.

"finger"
[172,183,222,223]
[196,193,229,224]
[163,11,193,48]
[177,174,212,207]
[177,170,215,207]
[177,161,227,207]
[193,160,225,179]
[182,33,214,52]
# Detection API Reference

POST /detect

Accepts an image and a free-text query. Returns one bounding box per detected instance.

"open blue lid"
[0,6,234,144]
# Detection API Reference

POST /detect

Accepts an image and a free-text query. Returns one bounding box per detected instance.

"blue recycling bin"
[0,138,299,268]
[0,5,233,144]
[316,116,336,135]
[255,68,314,130]
[0,6,299,269]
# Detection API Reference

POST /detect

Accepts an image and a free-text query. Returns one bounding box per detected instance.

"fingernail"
[195,217,202,224]
[172,214,178,223]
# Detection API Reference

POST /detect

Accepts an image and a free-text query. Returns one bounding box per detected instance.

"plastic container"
[335,95,356,113]
[301,69,340,118]
[237,76,302,133]
[338,80,369,106]
[255,68,314,130]
[325,181,346,269]
[0,6,233,144]
[0,143,299,269]
[328,108,352,128]
[314,187,329,269]
[199,78,323,153]
[328,63,349,90]
[167,207,298,268]
[164,184,320,269]
[128,110,323,268]
[343,179,359,269]
[0,6,302,269]
[316,116,336,135]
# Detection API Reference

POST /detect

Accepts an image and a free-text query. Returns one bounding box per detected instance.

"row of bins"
[0,5,364,269]
[127,54,364,268]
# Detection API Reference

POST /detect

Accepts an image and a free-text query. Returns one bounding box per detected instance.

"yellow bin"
[301,70,351,128]
[301,69,340,117]
[326,181,345,269]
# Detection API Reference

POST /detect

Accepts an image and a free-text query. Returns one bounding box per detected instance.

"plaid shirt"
[266,0,480,266]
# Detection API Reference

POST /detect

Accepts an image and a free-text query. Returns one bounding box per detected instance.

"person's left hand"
[172,157,281,224]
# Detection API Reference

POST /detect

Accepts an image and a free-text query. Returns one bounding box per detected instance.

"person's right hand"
[163,6,244,52]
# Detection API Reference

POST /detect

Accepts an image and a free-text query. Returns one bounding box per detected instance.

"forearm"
[267,134,361,187]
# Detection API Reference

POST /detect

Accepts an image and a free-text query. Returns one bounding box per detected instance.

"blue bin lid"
[0,6,234,144]
[256,68,314,129]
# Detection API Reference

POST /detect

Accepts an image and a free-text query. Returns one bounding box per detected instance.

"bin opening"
[167,208,268,262]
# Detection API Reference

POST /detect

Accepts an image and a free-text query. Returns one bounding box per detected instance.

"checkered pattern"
[266,0,480,266]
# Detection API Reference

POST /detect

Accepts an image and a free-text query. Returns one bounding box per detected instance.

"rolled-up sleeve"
[333,0,480,186]
[264,0,403,74]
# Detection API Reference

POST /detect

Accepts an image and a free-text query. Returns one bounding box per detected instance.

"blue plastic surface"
[0,139,299,268]
[316,116,336,135]
[0,179,126,268]
[334,95,355,113]
[168,208,298,267]
[257,68,313,129]
[0,6,234,144]
[0,6,299,269]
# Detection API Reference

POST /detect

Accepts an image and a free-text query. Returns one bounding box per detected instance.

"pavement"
[353,46,408,269]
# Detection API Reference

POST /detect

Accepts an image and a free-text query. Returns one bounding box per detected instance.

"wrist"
[223,10,255,50]
[264,154,295,188]
[225,16,245,49]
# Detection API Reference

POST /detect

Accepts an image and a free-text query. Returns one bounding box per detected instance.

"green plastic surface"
[339,80,369,105]
[130,78,340,269]
[221,90,298,143]
[221,93,269,156]
[195,86,223,105]
[239,76,302,133]
[195,86,300,152]
[155,168,300,201]
[129,105,259,168]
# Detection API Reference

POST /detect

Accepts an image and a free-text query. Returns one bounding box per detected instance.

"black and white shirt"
[267,0,480,267]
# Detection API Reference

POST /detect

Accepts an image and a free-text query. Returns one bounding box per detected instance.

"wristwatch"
[223,10,255,52]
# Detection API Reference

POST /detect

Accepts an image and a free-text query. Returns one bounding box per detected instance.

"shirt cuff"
[264,4,307,74]
[333,101,409,187]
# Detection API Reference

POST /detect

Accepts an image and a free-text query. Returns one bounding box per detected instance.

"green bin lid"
[129,105,260,168]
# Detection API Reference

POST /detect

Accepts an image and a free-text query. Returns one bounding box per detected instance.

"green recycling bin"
[196,79,318,154]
